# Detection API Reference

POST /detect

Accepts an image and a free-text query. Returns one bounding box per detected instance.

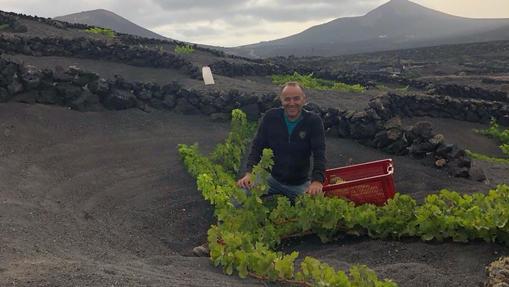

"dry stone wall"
[321,97,478,179]
[1,10,88,31]
[314,70,509,103]
[0,11,27,33]
[0,57,274,117]
[0,10,257,61]
[3,58,503,179]
[0,35,200,78]
[384,93,509,126]
[209,62,509,108]
[431,84,508,103]
[2,9,507,106]
[209,60,290,77]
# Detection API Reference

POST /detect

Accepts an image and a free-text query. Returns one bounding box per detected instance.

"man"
[193,82,326,257]
[237,81,326,199]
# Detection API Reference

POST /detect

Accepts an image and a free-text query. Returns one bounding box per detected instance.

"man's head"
[280,82,306,120]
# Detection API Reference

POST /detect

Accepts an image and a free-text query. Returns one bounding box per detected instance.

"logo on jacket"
[299,131,306,139]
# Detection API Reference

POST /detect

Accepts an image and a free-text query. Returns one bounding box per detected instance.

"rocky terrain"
[1,10,508,287]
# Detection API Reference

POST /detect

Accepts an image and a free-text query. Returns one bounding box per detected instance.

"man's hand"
[237,173,253,189]
[306,181,323,196]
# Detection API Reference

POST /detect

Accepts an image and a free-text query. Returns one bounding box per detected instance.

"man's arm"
[238,115,268,189]
[310,116,326,184]
[245,114,268,174]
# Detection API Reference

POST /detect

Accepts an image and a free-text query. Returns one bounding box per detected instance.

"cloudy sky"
[2,0,509,47]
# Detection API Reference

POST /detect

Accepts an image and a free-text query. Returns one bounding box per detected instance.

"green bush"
[178,110,396,286]
[179,109,509,286]
[85,27,115,38]
[174,43,194,54]
[478,119,509,144]
[465,150,509,164]
[272,72,365,93]
[470,119,509,163]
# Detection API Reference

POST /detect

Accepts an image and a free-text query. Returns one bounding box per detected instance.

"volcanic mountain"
[54,9,169,40]
[229,0,509,57]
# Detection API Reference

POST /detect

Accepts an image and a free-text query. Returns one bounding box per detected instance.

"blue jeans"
[236,176,309,207]
[264,175,310,202]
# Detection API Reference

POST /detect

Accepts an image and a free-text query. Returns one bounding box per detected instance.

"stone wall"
[0,11,28,33]
[209,63,508,108]
[2,58,498,179]
[431,83,508,103]
[319,97,477,179]
[210,60,289,77]
[0,35,200,78]
[2,9,507,106]
[0,10,254,61]
[384,93,509,126]
[315,70,508,103]
[0,57,277,118]
[1,10,89,31]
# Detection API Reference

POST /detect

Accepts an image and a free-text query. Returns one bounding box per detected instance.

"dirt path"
[1,103,508,286]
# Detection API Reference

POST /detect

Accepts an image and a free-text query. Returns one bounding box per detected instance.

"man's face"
[280,85,306,120]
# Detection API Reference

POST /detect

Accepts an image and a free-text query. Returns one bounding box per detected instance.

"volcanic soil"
[1,102,508,287]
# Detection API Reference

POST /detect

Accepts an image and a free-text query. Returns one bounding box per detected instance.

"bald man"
[193,82,326,257]
[237,81,326,200]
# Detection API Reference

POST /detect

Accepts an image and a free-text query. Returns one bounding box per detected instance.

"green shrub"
[174,43,194,54]
[179,109,509,286]
[465,150,509,164]
[85,27,115,38]
[478,119,509,144]
[0,23,9,30]
[470,119,509,163]
[272,72,365,93]
[178,109,396,286]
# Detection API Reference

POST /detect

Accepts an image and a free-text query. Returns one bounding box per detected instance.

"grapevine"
[179,109,396,286]
[271,72,365,93]
[469,119,509,163]
[179,109,509,286]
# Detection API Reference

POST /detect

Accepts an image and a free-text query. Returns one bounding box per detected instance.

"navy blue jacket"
[246,108,326,185]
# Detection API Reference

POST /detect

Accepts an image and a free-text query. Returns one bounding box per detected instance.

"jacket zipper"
[288,119,304,143]
[285,116,291,143]
[284,111,304,143]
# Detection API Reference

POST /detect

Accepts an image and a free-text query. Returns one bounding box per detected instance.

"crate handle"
[387,163,394,175]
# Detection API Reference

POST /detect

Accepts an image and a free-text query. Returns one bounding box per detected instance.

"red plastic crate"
[323,159,395,206]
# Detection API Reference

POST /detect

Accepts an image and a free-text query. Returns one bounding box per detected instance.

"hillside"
[230,0,509,57]
[50,1,509,59]
[54,9,169,40]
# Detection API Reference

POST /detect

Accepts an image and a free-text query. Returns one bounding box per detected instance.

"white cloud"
[152,18,334,46]
[1,0,508,46]
[1,0,118,17]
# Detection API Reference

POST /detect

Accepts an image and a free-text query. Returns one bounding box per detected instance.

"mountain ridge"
[54,9,169,40]
[230,0,509,57]
[53,1,509,58]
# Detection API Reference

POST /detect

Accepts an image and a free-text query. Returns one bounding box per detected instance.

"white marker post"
[202,66,215,85]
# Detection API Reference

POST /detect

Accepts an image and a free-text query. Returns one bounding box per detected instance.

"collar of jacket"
[277,107,312,121]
